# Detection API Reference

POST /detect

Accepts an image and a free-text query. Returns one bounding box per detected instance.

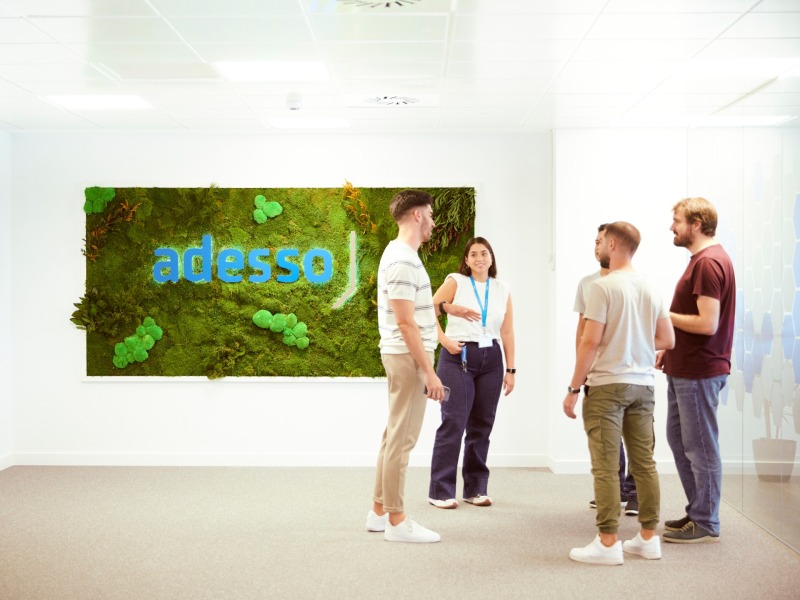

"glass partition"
[690,127,800,552]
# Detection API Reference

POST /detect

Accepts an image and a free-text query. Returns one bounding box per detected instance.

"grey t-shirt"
[583,270,668,387]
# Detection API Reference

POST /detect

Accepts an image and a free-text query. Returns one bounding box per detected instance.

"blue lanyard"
[469,275,489,328]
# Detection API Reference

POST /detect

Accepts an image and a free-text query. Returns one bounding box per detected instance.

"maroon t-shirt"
[663,244,736,379]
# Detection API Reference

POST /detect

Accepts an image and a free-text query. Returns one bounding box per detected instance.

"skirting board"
[9,453,552,469]
[0,454,12,472]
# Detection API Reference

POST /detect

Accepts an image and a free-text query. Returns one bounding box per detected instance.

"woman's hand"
[445,303,481,321]
[442,338,464,355]
[503,372,515,395]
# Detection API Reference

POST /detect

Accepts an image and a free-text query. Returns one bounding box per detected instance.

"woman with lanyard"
[428,236,515,509]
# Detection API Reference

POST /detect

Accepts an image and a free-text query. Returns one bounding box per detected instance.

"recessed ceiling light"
[44,95,153,110]
[367,96,421,106]
[214,61,329,82]
[268,117,350,129]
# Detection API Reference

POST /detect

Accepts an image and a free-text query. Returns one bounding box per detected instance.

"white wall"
[9,132,552,467]
[552,129,690,473]
[0,132,11,468]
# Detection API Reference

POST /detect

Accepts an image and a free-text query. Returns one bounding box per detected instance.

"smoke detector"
[286,92,302,111]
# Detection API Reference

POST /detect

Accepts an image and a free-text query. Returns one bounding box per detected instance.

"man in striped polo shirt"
[366,189,444,543]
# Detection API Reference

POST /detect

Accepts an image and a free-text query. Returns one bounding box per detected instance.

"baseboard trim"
[9,452,553,468]
[0,454,12,472]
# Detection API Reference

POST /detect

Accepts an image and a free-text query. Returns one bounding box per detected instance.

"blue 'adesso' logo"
[152,234,334,284]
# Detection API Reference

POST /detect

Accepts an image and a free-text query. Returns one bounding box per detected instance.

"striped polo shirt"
[377,239,437,354]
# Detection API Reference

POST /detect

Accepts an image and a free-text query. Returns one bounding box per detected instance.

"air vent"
[368,96,421,106]
[338,0,422,8]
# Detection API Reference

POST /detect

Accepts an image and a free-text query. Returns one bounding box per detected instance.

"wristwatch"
[506,368,516,374]
[567,385,581,394]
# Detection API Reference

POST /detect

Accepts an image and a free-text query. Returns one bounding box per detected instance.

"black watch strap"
[506,368,516,374]
[567,385,581,394]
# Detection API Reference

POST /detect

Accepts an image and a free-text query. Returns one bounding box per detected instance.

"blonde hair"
[673,197,717,237]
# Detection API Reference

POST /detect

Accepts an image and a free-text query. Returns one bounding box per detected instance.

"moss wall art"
[71,184,475,378]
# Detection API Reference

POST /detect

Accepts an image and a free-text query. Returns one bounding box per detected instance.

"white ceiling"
[0,0,798,133]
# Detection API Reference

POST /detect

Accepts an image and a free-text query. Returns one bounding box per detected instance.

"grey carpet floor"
[0,466,798,600]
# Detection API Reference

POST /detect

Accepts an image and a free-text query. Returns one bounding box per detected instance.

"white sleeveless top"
[443,273,510,342]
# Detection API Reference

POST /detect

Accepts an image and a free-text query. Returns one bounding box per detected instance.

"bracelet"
[439,301,447,315]
[506,368,516,374]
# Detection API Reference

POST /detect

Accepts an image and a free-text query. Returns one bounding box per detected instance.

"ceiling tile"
[443,78,550,95]
[722,12,800,37]
[309,14,448,42]
[455,0,605,14]
[603,0,754,13]
[244,94,344,109]
[442,94,534,109]
[0,62,107,82]
[193,43,322,62]
[0,43,86,64]
[545,93,642,108]
[171,118,267,130]
[145,95,247,109]
[0,16,56,42]
[101,61,219,80]
[159,107,255,120]
[66,43,200,63]
[551,77,665,95]
[736,92,800,106]
[571,39,707,61]
[454,14,596,40]
[29,16,183,44]
[330,61,442,80]
[153,0,302,17]
[321,41,445,62]
[753,0,800,11]
[587,13,739,39]
[446,61,561,80]
[653,76,775,95]
[170,16,312,44]
[2,0,156,17]
[449,40,578,62]
[635,92,743,108]
[17,80,127,95]
[697,38,800,58]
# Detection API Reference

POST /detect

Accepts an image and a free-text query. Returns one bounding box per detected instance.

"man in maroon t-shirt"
[656,197,735,544]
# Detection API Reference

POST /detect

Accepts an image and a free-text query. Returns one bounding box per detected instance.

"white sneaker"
[384,518,441,543]
[429,497,458,509]
[464,495,492,506]
[623,532,662,559]
[569,535,623,565]
[365,510,389,532]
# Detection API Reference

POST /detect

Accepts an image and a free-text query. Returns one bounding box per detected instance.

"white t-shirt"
[442,273,510,342]
[574,270,601,314]
[583,270,668,387]
[377,240,438,354]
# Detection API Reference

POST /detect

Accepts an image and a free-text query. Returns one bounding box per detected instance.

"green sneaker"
[663,521,720,544]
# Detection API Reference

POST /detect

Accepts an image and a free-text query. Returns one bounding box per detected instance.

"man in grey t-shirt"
[564,221,675,565]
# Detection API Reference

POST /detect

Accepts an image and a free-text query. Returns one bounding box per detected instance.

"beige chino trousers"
[373,351,433,513]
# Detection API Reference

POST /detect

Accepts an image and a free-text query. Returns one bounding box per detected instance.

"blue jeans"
[666,374,726,535]
[429,341,504,500]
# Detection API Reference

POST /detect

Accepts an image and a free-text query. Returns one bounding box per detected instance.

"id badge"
[478,334,493,348]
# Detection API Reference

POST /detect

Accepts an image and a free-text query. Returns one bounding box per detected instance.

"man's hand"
[563,393,579,419]
[445,304,481,321]
[424,373,445,402]
[655,350,665,370]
